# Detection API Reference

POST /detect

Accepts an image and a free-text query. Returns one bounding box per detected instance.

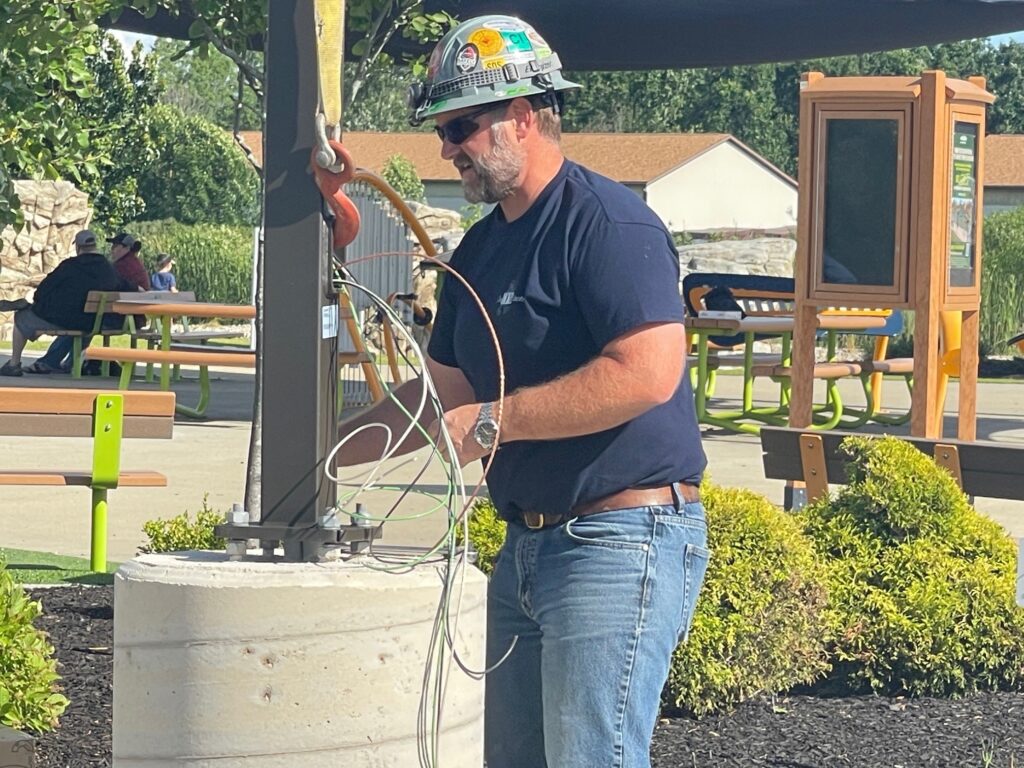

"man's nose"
[440,138,459,160]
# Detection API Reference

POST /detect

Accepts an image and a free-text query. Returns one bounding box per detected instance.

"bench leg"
[91,488,108,572]
[71,336,84,378]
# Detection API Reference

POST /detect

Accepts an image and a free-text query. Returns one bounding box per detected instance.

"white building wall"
[984,187,1024,216]
[644,142,798,232]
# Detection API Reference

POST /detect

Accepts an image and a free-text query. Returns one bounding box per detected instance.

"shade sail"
[107,1,1024,69]
[421,0,1024,69]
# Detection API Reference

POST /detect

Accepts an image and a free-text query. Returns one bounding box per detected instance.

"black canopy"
[108,0,1024,69]
[425,0,1024,69]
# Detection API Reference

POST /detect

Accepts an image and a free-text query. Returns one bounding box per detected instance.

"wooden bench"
[0,388,175,571]
[85,344,255,418]
[760,425,1024,507]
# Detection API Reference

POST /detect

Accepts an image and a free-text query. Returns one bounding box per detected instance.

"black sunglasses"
[434,103,504,145]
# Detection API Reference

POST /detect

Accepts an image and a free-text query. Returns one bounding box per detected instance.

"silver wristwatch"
[472,402,499,451]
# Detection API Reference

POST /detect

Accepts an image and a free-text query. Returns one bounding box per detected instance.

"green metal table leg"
[174,365,211,418]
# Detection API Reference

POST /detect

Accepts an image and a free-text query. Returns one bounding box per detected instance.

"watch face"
[475,419,498,448]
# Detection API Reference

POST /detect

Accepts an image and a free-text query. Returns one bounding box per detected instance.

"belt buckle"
[524,512,545,529]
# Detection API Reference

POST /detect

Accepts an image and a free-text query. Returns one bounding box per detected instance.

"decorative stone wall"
[679,237,796,279]
[0,181,91,338]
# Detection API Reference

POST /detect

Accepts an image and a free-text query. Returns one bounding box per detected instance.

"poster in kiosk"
[791,70,994,440]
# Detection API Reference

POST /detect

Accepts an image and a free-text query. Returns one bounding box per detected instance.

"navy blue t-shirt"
[428,160,706,521]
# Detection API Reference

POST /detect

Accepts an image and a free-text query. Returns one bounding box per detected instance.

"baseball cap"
[156,253,175,268]
[107,232,136,249]
[74,230,98,249]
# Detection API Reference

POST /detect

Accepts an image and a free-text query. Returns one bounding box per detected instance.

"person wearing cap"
[108,232,151,291]
[150,253,178,293]
[335,15,708,768]
[1,229,120,376]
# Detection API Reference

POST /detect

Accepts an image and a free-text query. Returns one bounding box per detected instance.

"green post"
[91,394,124,572]
[90,489,108,572]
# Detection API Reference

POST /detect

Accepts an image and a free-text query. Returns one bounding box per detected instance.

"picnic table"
[84,299,256,418]
[686,312,892,434]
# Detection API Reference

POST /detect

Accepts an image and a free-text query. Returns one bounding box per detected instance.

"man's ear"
[508,98,535,140]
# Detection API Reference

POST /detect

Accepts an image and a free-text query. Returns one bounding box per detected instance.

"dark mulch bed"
[26,585,1024,767]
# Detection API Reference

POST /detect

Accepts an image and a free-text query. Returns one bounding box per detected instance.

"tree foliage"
[128,0,454,127]
[76,32,162,228]
[149,38,261,131]
[566,39,1024,177]
[0,0,122,229]
[137,104,260,225]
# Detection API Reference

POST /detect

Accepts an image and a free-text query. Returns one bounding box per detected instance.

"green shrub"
[142,496,226,553]
[667,483,830,715]
[457,498,506,576]
[801,436,1024,696]
[981,207,1024,355]
[382,154,426,203]
[0,562,69,732]
[128,220,253,306]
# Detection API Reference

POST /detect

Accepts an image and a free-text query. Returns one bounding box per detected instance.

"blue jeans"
[37,334,81,368]
[484,496,710,768]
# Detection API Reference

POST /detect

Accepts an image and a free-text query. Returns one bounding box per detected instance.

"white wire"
[326,274,489,768]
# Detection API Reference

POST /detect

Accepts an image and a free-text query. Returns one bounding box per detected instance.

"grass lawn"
[0,548,117,585]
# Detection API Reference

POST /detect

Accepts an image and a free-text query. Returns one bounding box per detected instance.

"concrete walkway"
[1,362,1021,564]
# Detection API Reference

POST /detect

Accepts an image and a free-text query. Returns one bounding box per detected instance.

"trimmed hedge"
[801,436,1024,696]
[667,484,829,715]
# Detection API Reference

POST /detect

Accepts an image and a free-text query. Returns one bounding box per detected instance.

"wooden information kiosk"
[790,70,994,439]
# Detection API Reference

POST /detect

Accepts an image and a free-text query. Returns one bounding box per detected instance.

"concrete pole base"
[113,550,486,767]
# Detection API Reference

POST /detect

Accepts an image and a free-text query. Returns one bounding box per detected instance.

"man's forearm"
[335,377,437,465]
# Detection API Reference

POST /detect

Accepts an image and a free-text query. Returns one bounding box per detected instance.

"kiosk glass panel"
[948,122,978,288]
[821,118,899,287]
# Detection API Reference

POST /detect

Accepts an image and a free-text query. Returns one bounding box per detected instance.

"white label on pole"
[322,304,339,339]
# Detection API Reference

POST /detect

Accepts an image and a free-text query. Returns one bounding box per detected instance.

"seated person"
[1,230,120,376]
[151,253,178,292]
[109,232,151,291]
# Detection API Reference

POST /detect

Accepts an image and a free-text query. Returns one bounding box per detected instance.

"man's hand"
[434,402,492,466]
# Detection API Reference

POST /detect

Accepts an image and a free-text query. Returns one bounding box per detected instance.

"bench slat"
[0,414,174,439]
[85,347,256,368]
[0,470,167,487]
[0,388,175,417]
[134,330,245,342]
[760,427,1024,502]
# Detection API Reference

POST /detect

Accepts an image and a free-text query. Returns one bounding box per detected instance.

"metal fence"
[339,182,420,407]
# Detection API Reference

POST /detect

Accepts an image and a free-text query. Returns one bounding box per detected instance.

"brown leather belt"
[521,483,700,530]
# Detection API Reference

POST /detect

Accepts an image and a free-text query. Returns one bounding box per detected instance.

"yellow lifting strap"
[314,0,346,170]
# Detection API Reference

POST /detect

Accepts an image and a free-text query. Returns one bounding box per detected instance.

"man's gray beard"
[461,124,525,204]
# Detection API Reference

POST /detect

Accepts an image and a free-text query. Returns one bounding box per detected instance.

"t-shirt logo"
[498,290,525,307]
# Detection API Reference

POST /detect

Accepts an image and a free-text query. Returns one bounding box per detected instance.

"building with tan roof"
[237,130,798,232]
[982,135,1024,215]
[234,131,1024,229]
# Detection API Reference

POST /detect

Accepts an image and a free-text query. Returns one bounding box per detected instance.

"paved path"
[1,363,1021,564]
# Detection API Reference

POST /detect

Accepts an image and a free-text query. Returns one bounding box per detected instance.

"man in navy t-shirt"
[338,15,709,768]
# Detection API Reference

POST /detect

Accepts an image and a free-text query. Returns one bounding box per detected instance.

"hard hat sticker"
[470,28,505,57]
[501,30,532,53]
[455,44,480,73]
[482,56,507,70]
[526,29,552,57]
